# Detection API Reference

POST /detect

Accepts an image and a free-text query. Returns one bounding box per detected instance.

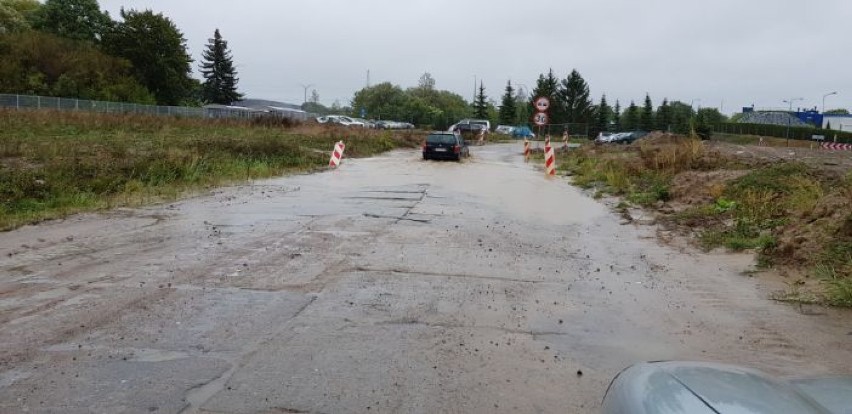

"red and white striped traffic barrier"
[329,140,346,168]
[822,142,852,151]
[544,142,556,176]
[523,139,530,160]
[545,135,551,147]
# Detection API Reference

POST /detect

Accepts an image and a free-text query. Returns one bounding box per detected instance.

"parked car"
[495,125,515,135]
[595,132,614,142]
[352,118,375,128]
[448,119,490,133]
[375,120,413,130]
[315,115,365,127]
[422,132,469,161]
[511,126,535,139]
[603,361,852,414]
[595,131,647,144]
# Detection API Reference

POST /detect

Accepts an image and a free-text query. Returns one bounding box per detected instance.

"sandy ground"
[1,144,851,413]
[708,139,852,173]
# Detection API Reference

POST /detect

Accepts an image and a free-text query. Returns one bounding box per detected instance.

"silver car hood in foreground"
[602,361,852,414]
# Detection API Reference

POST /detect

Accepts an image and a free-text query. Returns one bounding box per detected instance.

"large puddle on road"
[288,144,606,226]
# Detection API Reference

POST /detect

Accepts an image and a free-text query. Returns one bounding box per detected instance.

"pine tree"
[656,98,673,131]
[622,101,639,131]
[498,80,516,125]
[612,100,621,131]
[558,69,592,125]
[594,94,611,136]
[640,93,654,131]
[514,85,529,126]
[473,81,488,119]
[530,69,560,123]
[199,28,242,105]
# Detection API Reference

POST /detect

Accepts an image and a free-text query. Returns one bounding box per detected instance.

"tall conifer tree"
[200,28,242,105]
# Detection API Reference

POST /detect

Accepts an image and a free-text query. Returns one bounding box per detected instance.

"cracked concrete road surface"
[1,144,851,413]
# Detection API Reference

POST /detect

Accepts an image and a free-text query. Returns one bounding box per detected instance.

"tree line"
[0,0,242,106]
[519,68,726,137]
[346,68,726,135]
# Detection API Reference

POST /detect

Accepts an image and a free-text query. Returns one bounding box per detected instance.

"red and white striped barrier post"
[544,141,556,176]
[329,140,345,168]
[822,142,852,151]
[545,134,551,147]
[523,139,530,160]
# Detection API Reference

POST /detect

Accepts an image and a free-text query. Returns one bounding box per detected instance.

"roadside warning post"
[329,141,345,168]
[523,139,530,160]
[544,140,556,176]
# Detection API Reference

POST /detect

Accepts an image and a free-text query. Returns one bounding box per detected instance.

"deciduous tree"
[32,0,112,43]
[103,9,194,105]
[0,0,40,33]
[0,30,153,103]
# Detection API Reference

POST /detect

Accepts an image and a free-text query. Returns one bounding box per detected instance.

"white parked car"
[495,125,515,135]
[315,115,365,127]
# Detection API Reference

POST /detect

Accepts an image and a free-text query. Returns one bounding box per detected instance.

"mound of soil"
[670,170,749,205]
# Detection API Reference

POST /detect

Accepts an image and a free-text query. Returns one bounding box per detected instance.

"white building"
[822,114,852,132]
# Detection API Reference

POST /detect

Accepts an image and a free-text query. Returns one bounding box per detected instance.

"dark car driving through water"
[422,132,469,161]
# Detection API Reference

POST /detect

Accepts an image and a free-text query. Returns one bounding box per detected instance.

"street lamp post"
[822,91,837,114]
[299,83,315,106]
[782,97,804,146]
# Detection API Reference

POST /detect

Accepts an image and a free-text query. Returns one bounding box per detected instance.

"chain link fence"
[0,94,314,121]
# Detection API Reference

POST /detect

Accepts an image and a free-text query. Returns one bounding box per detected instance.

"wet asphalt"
[0,143,850,413]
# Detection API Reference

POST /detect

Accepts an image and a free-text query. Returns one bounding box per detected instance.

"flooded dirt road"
[1,144,851,413]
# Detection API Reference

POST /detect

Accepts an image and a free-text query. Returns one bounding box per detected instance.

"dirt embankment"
[561,132,852,306]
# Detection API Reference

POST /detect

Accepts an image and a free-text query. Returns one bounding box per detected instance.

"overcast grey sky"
[98,0,852,114]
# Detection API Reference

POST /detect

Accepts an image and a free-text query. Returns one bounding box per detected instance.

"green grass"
[0,110,422,230]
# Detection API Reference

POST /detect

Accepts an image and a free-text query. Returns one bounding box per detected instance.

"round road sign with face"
[533,112,549,126]
[534,96,550,112]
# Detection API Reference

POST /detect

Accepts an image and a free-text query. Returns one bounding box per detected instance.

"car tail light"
[422,141,427,150]
[453,145,460,154]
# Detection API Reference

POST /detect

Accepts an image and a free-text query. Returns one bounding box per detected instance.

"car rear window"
[427,134,457,144]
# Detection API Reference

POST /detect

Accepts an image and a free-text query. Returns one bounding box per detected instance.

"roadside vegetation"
[559,133,852,306]
[0,110,421,230]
